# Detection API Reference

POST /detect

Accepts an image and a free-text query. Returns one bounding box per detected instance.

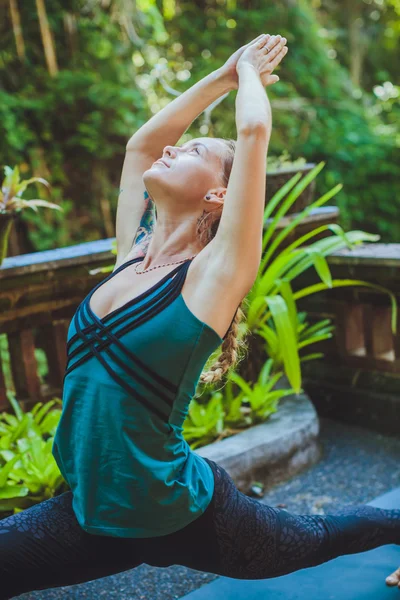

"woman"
[1,34,399,599]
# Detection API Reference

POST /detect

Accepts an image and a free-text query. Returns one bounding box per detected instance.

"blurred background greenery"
[1,0,399,251]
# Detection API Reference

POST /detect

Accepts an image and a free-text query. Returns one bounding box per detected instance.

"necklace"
[134,254,198,274]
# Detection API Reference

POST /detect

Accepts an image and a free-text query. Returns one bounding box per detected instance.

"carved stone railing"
[0,238,117,411]
[294,244,400,434]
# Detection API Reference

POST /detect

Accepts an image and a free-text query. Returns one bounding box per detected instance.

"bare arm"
[206,35,288,286]
[235,62,271,135]
[209,63,272,286]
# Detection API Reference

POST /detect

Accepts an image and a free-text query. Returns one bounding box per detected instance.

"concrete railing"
[295,244,400,434]
[0,238,116,410]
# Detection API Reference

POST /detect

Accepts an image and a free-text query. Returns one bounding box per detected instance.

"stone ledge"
[196,391,321,493]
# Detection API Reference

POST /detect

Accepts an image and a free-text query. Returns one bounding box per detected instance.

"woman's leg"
[5,463,398,597]
[0,491,144,600]
[149,458,400,581]
[209,457,400,580]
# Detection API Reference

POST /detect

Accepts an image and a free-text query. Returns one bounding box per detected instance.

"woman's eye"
[191,147,200,154]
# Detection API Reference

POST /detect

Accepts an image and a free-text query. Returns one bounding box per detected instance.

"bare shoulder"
[182,239,255,340]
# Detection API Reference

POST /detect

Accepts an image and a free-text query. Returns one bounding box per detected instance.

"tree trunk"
[346,0,368,88]
[9,0,25,62]
[35,0,59,77]
[63,12,78,59]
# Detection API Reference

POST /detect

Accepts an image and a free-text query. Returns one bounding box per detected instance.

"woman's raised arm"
[126,34,268,158]
[208,35,288,287]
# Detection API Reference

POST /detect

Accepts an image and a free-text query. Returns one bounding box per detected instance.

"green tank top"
[52,255,227,538]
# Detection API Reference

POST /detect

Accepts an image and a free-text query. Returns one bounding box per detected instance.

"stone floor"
[17,417,400,600]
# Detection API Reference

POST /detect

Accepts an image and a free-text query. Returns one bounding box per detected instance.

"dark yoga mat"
[181,487,400,600]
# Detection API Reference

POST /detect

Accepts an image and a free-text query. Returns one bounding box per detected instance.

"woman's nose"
[163,145,181,158]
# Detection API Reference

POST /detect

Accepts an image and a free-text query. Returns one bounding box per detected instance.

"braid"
[196,138,250,385]
[200,304,248,384]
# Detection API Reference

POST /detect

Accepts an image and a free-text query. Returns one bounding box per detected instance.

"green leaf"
[265,295,301,393]
[264,181,343,263]
[300,353,324,362]
[277,279,298,335]
[262,162,327,253]
[304,248,333,287]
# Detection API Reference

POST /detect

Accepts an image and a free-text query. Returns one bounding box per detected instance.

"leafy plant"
[244,162,398,393]
[182,358,294,450]
[182,394,225,450]
[267,150,308,171]
[227,359,295,424]
[0,165,64,266]
[258,311,335,371]
[0,390,66,516]
[0,165,61,215]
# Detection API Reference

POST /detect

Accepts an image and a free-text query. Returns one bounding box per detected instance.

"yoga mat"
[181,487,400,600]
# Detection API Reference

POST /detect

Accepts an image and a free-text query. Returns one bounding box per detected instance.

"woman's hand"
[219,34,271,91]
[386,566,400,589]
[236,34,288,87]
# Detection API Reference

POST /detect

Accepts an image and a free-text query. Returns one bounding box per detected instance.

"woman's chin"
[145,165,168,179]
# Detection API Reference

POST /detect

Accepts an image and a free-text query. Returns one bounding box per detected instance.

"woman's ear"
[204,188,226,206]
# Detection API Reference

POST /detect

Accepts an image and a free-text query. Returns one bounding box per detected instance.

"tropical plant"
[227,358,295,424]
[0,165,60,215]
[258,311,335,372]
[182,358,294,450]
[0,390,65,515]
[266,150,308,171]
[245,161,398,393]
[182,394,225,450]
[0,165,64,266]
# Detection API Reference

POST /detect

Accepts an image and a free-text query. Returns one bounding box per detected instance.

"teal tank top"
[52,256,227,538]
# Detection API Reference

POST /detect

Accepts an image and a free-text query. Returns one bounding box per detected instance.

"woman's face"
[143,137,226,214]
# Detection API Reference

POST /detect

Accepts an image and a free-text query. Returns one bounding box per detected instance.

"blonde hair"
[196,138,250,385]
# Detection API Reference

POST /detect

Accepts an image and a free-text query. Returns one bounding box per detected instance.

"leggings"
[1,456,399,599]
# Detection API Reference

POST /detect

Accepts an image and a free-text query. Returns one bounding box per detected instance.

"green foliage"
[227,360,295,424]
[0,0,399,254]
[243,163,397,392]
[267,0,400,242]
[182,359,295,450]
[258,309,335,369]
[0,391,66,517]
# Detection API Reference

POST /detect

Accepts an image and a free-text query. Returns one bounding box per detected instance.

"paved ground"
[17,417,400,600]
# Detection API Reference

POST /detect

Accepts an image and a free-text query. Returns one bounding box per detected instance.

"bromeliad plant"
[225,358,294,425]
[0,390,66,515]
[182,358,294,450]
[0,165,63,266]
[259,310,335,373]
[245,161,398,393]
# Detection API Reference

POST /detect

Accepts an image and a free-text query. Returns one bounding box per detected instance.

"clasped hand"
[220,33,288,90]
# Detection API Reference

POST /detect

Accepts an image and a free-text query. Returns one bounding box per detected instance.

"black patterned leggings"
[1,457,399,599]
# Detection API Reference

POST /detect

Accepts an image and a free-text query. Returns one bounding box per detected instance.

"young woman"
[1,34,399,599]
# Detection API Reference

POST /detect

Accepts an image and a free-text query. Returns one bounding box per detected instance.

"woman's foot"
[386,566,400,588]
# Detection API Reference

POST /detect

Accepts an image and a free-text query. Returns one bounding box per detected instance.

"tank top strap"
[172,256,195,291]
